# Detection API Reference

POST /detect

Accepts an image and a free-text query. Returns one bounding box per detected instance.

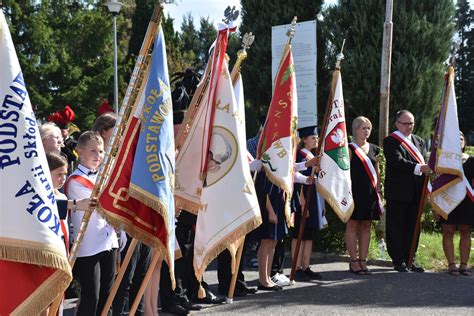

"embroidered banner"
[0,11,71,315]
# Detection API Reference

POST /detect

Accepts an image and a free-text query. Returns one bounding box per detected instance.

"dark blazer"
[383,133,426,203]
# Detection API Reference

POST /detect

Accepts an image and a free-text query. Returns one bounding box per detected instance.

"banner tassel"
[197,283,206,299]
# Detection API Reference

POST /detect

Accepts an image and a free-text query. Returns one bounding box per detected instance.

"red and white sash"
[465,177,474,202]
[65,174,95,196]
[247,150,255,163]
[390,131,425,164]
[299,147,314,161]
[349,143,385,214]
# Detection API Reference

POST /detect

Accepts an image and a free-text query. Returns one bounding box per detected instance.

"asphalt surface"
[181,257,474,315]
[64,254,474,315]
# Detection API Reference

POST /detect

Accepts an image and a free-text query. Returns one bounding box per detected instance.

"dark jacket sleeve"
[56,199,68,220]
[383,135,425,203]
[383,136,419,173]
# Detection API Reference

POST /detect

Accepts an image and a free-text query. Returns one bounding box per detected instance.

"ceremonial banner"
[257,43,298,224]
[0,11,72,315]
[98,28,173,270]
[174,63,211,213]
[174,28,229,213]
[129,28,175,265]
[317,69,354,222]
[194,67,261,280]
[428,66,466,218]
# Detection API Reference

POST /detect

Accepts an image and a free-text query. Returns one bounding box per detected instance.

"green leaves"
[322,0,454,140]
[280,63,294,86]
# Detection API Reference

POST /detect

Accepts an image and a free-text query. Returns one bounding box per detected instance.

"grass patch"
[465,146,474,156]
[366,229,474,271]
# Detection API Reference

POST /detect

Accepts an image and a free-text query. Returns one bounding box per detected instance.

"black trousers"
[73,249,117,316]
[159,258,187,308]
[271,239,285,276]
[217,245,247,293]
[175,222,201,298]
[112,238,151,316]
[386,200,420,265]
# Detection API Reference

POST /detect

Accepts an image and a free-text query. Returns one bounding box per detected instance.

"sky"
[165,0,474,31]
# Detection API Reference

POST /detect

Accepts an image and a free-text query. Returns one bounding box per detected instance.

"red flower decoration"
[47,105,75,129]
[98,100,114,115]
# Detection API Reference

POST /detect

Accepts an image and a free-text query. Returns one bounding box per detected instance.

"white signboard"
[272,20,317,129]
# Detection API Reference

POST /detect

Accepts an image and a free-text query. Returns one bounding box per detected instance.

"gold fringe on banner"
[317,185,354,223]
[128,184,170,227]
[174,196,205,215]
[0,239,72,316]
[97,206,175,289]
[193,214,262,283]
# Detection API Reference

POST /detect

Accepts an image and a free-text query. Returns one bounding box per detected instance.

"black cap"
[298,126,318,138]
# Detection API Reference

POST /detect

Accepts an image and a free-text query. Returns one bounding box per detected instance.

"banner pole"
[407,176,429,268]
[129,249,162,315]
[48,6,161,316]
[100,239,138,316]
[289,49,342,283]
[289,69,335,284]
[226,237,245,304]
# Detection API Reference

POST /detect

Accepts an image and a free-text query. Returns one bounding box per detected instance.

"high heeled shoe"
[349,259,365,275]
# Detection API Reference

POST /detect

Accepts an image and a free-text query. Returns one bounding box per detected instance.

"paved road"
[183,259,474,315]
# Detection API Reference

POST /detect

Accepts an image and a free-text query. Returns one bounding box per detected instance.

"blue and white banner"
[129,28,175,262]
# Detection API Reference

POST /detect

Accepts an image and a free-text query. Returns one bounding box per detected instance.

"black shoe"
[243,286,258,294]
[295,269,310,281]
[196,291,226,304]
[410,263,425,273]
[218,286,250,297]
[181,300,202,311]
[162,304,190,315]
[304,267,323,280]
[257,283,282,291]
[394,263,408,272]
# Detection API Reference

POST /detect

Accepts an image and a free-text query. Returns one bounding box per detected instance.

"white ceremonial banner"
[0,11,71,315]
[174,63,211,213]
[317,70,354,223]
[429,67,466,218]
[272,20,317,128]
[194,62,261,280]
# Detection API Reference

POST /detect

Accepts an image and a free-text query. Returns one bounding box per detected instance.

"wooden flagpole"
[407,176,429,268]
[129,249,162,315]
[100,239,138,316]
[48,5,162,316]
[289,41,345,284]
[407,49,457,268]
[226,33,255,304]
[226,237,245,304]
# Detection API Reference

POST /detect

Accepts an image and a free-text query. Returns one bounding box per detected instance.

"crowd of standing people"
[37,66,473,315]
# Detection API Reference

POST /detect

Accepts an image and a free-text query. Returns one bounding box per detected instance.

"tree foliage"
[454,0,474,135]
[323,0,455,139]
[4,0,132,129]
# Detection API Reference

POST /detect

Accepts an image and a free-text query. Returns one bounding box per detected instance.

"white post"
[113,14,119,114]
[379,0,393,146]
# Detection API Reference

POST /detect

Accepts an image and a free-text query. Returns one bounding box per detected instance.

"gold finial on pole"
[231,32,255,80]
[335,39,346,69]
[286,16,297,45]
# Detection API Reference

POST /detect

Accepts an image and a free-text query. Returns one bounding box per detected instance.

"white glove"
[249,159,263,172]
[293,172,308,184]
[119,231,127,252]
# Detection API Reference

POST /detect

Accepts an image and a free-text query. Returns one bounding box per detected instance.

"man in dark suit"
[383,110,431,273]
